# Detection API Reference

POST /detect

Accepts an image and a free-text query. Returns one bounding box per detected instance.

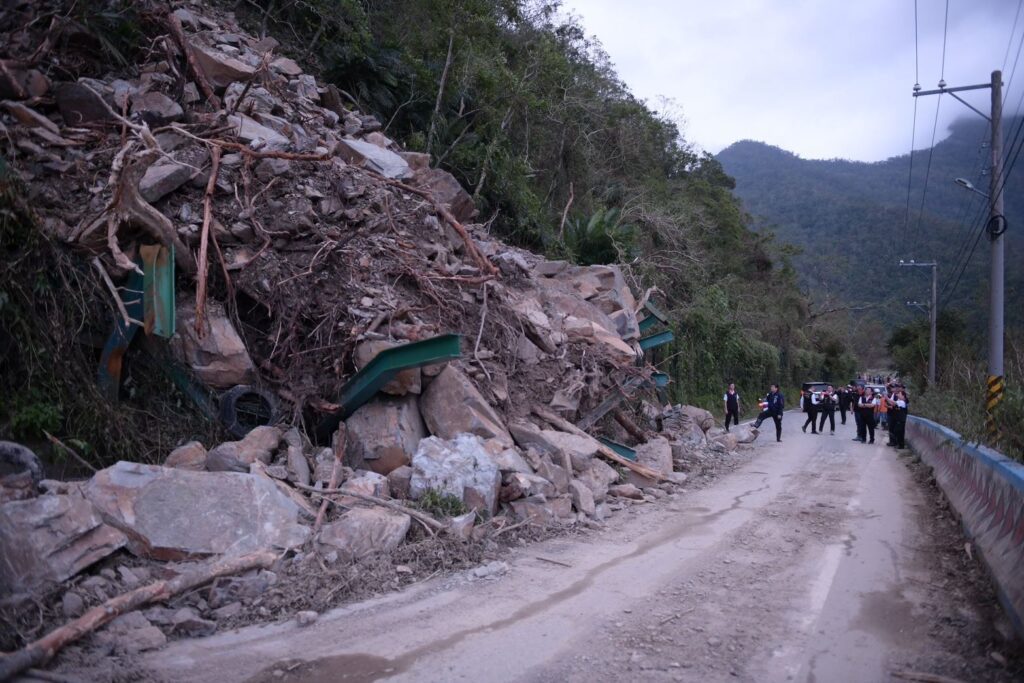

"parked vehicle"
[801,381,829,412]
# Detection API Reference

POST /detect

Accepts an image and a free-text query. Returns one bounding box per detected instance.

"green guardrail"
[314,334,462,443]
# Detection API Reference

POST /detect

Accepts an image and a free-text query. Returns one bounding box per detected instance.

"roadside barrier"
[906,415,1024,638]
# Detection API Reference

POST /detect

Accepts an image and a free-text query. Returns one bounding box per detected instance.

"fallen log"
[612,408,648,443]
[296,483,444,534]
[532,406,667,481]
[0,550,277,681]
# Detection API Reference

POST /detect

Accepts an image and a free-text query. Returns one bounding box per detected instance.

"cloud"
[563,0,1020,161]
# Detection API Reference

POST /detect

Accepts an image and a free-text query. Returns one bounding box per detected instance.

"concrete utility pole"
[914,70,1005,440]
[899,260,938,387]
[988,71,1005,440]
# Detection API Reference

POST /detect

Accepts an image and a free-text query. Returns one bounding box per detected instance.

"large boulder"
[413,167,476,223]
[191,44,256,88]
[420,365,513,448]
[560,316,636,363]
[409,435,501,515]
[568,479,597,517]
[336,138,413,179]
[205,426,282,472]
[576,458,620,503]
[84,462,309,560]
[339,470,390,504]
[733,425,760,444]
[0,495,127,594]
[509,294,557,354]
[676,405,716,433]
[317,508,410,561]
[538,430,602,473]
[626,437,673,488]
[509,495,573,524]
[345,395,427,475]
[171,300,255,389]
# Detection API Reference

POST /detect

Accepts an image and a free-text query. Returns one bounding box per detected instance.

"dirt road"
[145,416,1018,682]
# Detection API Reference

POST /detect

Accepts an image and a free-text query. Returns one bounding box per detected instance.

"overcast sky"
[562,0,1022,162]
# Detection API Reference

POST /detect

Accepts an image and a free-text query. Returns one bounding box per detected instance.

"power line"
[913,95,943,240]
[940,0,950,80]
[1003,0,1024,72]
[914,0,921,85]
[901,98,919,251]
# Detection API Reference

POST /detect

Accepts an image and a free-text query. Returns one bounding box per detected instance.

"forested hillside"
[228,0,857,398]
[717,117,1024,332]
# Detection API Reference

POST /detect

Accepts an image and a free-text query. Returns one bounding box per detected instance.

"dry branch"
[296,483,444,534]
[612,408,648,443]
[314,425,346,531]
[0,551,276,680]
[194,146,222,335]
[105,147,197,275]
[167,13,221,109]
[532,406,667,481]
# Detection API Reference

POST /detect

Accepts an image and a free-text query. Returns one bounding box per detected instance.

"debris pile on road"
[0,0,756,673]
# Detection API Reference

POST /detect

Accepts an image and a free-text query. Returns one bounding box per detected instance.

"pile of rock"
[0,0,756,658]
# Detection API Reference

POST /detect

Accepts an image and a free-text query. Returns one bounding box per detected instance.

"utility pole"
[899,260,937,387]
[987,71,1005,441]
[914,70,1004,441]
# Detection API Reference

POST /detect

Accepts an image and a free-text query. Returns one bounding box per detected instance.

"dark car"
[801,381,829,412]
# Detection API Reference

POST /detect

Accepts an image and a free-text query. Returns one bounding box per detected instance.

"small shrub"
[415,489,467,518]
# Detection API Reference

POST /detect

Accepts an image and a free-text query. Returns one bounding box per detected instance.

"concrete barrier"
[906,415,1024,638]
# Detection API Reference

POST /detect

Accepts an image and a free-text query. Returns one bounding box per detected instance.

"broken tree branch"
[91,257,141,328]
[532,406,667,481]
[167,13,221,109]
[42,431,97,474]
[364,170,498,277]
[314,425,346,532]
[612,408,648,443]
[557,181,574,242]
[194,145,222,336]
[296,483,444,534]
[0,551,276,681]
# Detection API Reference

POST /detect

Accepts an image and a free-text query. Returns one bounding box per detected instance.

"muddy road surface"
[145,416,1020,682]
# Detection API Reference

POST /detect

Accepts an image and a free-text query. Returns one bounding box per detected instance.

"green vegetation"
[241,0,857,411]
[415,489,468,518]
[888,314,1023,461]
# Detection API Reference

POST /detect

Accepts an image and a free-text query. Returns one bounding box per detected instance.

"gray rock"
[317,507,411,561]
[626,437,673,488]
[335,138,413,179]
[345,396,427,475]
[226,113,290,151]
[538,430,602,472]
[206,426,282,472]
[386,465,413,500]
[171,299,256,389]
[171,607,216,637]
[412,167,476,222]
[608,483,644,500]
[283,429,311,487]
[61,591,85,618]
[191,44,256,88]
[534,457,569,494]
[296,610,319,626]
[255,157,291,181]
[84,461,309,560]
[54,81,114,125]
[0,495,126,594]
[420,365,513,448]
[139,161,193,203]
[569,479,597,517]
[409,434,501,515]
[270,57,303,76]
[130,91,183,127]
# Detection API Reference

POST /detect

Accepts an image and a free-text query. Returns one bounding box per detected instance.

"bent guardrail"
[906,415,1024,638]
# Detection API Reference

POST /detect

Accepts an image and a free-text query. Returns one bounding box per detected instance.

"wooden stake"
[296,483,444,534]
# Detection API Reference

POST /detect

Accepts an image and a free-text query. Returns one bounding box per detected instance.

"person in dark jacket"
[857,387,879,444]
[818,385,837,434]
[753,384,785,442]
[887,389,909,449]
[723,383,740,432]
[801,389,820,434]
[852,385,866,442]
[837,386,851,425]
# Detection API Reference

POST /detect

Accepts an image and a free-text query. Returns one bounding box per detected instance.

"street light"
[955,177,990,198]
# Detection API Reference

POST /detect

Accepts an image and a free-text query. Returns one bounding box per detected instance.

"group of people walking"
[722,377,911,449]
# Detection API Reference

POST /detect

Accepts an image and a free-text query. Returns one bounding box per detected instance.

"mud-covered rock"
[345,395,426,475]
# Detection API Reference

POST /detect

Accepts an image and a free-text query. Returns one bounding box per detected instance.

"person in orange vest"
[875,389,889,431]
